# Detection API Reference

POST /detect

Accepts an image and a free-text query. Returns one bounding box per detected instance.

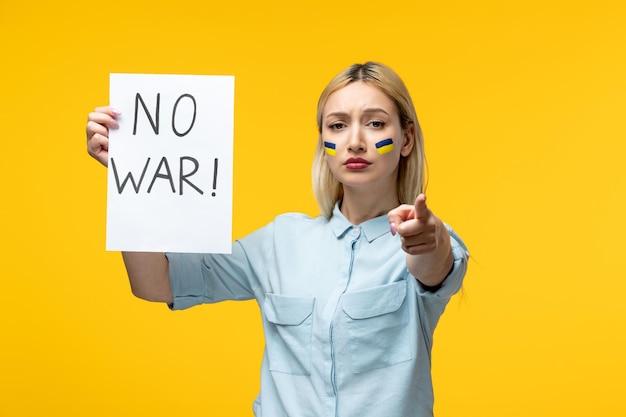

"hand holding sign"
[86,106,121,167]
[105,74,235,254]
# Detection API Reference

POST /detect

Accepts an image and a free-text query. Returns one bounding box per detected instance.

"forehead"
[323,81,396,116]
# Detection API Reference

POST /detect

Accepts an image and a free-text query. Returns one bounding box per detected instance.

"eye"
[368,120,386,128]
[329,122,346,130]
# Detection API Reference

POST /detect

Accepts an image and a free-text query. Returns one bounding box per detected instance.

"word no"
[133,93,197,137]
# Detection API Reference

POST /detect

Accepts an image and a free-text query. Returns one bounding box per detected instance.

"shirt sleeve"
[416,225,469,300]
[412,226,469,343]
[165,239,260,310]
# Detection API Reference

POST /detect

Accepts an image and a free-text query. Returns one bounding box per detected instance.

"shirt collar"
[329,202,391,243]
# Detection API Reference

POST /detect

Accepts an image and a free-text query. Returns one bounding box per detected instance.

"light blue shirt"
[166,204,469,417]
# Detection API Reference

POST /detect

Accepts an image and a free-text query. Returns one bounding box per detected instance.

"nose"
[347,126,366,153]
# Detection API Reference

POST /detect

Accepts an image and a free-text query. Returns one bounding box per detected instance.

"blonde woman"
[86,62,469,417]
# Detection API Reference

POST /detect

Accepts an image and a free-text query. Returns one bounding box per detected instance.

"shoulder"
[237,212,329,253]
[274,212,324,223]
[239,212,327,242]
[272,211,329,232]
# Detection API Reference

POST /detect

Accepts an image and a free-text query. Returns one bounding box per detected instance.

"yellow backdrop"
[1,0,625,416]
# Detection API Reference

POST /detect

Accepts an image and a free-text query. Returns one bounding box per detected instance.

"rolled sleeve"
[165,241,259,311]
[416,226,469,299]
[165,252,207,310]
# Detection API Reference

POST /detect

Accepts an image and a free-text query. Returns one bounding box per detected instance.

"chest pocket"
[263,293,315,376]
[342,280,412,373]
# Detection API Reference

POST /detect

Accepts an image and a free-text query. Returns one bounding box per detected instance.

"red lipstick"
[345,157,371,169]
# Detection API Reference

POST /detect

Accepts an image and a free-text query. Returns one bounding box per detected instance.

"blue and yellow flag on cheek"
[324,141,337,156]
[375,138,394,155]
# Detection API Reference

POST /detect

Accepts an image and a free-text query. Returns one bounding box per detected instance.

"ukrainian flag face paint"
[324,141,337,156]
[375,138,395,155]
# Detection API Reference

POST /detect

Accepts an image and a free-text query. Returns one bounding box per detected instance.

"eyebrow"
[324,108,390,120]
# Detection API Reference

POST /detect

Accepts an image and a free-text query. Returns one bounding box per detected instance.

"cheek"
[374,138,395,155]
[323,140,337,156]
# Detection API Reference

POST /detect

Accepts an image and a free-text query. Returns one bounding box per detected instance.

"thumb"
[414,194,429,219]
[387,203,415,236]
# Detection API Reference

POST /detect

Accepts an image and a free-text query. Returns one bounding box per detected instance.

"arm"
[122,252,173,303]
[388,194,454,287]
[87,106,173,303]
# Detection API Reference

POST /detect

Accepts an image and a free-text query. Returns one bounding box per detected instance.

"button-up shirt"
[166,204,468,417]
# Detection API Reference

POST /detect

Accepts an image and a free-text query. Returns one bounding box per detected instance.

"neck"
[340,186,399,225]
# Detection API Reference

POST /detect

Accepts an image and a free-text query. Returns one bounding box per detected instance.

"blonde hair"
[312,62,426,218]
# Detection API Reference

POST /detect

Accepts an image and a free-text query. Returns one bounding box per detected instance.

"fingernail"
[390,222,397,236]
[112,108,122,116]
[110,118,119,128]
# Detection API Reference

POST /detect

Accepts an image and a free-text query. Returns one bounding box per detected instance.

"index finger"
[88,106,121,130]
[414,194,430,219]
[94,106,122,117]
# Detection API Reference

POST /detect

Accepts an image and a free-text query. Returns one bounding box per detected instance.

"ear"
[400,122,415,157]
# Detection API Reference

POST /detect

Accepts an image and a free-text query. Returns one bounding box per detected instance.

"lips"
[345,157,371,169]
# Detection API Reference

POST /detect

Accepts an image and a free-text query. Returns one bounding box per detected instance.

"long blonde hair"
[312,62,426,218]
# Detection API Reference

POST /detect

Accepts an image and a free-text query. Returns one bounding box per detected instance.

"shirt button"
[353,227,360,235]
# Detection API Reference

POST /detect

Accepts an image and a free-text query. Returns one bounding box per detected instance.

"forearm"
[122,252,173,303]
[406,231,454,287]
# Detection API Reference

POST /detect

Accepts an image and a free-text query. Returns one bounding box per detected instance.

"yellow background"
[1,0,625,415]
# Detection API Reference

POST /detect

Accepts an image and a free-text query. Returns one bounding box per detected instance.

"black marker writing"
[212,158,218,197]
[133,93,160,135]
[132,92,197,137]
[110,156,205,195]
[172,94,197,137]
[180,156,204,195]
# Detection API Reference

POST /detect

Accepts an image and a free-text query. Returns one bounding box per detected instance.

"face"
[321,81,414,193]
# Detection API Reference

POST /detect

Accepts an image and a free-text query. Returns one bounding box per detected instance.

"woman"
[86,62,469,417]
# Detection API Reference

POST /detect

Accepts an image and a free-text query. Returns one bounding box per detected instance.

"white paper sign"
[106,73,234,253]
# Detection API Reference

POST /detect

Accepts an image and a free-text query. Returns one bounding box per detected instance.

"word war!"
[110,156,219,196]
